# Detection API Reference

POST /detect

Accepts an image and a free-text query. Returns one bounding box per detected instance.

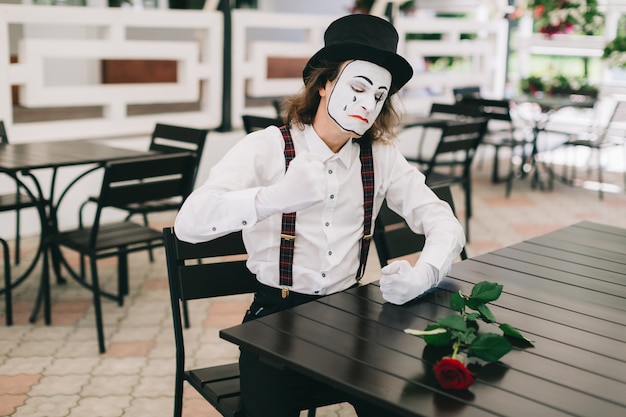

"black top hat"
[303,14,413,95]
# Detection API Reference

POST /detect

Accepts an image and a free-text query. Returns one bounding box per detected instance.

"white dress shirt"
[174,124,465,295]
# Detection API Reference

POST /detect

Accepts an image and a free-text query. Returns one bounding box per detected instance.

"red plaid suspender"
[278,126,297,294]
[278,126,374,296]
[356,142,375,281]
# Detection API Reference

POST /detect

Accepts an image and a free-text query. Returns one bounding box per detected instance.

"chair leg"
[14,208,20,265]
[464,180,471,242]
[117,251,129,306]
[182,299,190,329]
[597,149,604,200]
[2,238,13,325]
[173,375,184,417]
[90,257,107,354]
[491,146,500,183]
[143,213,155,263]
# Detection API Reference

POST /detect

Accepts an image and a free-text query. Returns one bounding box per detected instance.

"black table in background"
[0,139,154,323]
[221,221,626,417]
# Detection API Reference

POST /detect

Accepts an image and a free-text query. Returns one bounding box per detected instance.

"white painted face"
[327,60,392,136]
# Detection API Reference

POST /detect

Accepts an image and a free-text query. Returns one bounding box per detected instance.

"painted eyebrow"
[354,75,389,91]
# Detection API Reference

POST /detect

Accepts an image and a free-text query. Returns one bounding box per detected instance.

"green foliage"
[405,281,533,363]
[520,74,598,96]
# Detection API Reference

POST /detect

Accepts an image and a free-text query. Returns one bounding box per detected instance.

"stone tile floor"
[1,143,626,417]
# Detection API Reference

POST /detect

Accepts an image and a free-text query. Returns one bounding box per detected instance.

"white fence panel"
[395,16,509,115]
[0,4,223,142]
[230,9,337,128]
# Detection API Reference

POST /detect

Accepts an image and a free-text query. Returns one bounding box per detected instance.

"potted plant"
[520,75,546,96]
[525,0,604,37]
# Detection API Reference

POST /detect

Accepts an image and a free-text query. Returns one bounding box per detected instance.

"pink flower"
[433,357,476,390]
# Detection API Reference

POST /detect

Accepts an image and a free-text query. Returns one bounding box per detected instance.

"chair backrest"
[453,86,481,102]
[90,153,196,243]
[603,99,626,141]
[0,120,8,144]
[149,123,209,183]
[374,185,466,266]
[458,97,513,123]
[163,226,257,359]
[423,119,488,180]
[242,114,283,134]
[429,102,484,120]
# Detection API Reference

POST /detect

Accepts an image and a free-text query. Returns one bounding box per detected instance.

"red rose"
[433,357,476,390]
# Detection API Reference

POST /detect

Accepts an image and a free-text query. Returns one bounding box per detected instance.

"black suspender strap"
[356,142,374,282]
[277,126,375,296]
[278,126,296,297]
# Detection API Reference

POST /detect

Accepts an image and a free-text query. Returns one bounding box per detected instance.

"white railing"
[395,16,509,115]
[230,9,509,126]
[0,4,223,142]
[230,9,336,128]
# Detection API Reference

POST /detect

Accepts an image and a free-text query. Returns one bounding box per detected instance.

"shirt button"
[242,220,247,226]
[328,251,332,256]
[329,194,335,199]
[321,273,326,278]
[314,290,320,294]
[212,227,217,231]
[325,222,329,227]
[328,169,333,174]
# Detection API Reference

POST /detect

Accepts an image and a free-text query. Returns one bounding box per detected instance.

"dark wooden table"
[221,221,626,417]
[0,139,154,323]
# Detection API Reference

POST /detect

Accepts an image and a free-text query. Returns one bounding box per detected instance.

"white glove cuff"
[414,261,439,288]
[255,187,281,220]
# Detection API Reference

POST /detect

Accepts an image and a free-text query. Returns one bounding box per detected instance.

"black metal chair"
[242,114,283,134]
[54,153,196,353]
[405,118,488,241]
[374,184,468,267]
[118,123,208,222]
[457,97,534,185]
[79,123,208,231]
[0,120,40,265]
[77,123,207,264]
[163,227,327,417]
[550,98,626,199]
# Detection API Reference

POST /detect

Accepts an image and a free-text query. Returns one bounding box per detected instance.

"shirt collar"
[303,125,356,168]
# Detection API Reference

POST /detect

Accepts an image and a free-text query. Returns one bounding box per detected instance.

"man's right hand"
[257,152,325,214]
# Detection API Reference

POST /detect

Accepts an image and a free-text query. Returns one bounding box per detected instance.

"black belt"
[255,282,322,304]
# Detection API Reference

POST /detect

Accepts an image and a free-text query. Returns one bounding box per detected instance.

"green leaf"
[464,329,477,345]
[468,333,512,362]
[437,314,467,332]
[466,312,481,321]
[477,303,496,323]
[500,323,535,345]
[422,324,452,346]
[470,281,503,303]
[449,291,466,312]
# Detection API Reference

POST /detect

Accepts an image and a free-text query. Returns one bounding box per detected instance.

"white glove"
[257,152,325,217]
[379,260,438,305]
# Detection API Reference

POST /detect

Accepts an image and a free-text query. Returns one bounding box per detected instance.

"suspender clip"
[281,287,289,299]
[363,233,373,240]
[280,234,295,241]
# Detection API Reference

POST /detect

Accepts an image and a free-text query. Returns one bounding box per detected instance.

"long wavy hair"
[282,60,400,144]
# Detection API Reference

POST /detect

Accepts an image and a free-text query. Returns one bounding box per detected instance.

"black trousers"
[239,283,387,417]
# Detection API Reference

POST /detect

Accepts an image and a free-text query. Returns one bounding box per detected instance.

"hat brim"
[303,42,413,95]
